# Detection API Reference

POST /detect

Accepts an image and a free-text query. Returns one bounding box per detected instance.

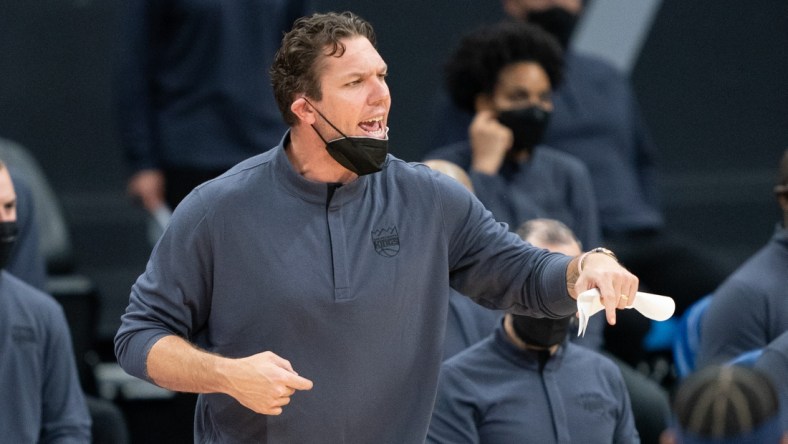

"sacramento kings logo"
[371,226,400,257]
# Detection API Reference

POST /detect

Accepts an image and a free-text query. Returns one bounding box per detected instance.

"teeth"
[359,116,385,137]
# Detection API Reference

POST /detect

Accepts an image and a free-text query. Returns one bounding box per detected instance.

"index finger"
[284,372,314,391]
[599,286,618,326]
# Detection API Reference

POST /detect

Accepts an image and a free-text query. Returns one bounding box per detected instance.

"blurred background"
[0,0,786,439]
[1,0,786,355]
[2,0,786,349]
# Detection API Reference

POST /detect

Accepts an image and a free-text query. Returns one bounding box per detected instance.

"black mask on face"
[511,315,571,349]
[526,7,579,49]
[497,106,551,154]
[0,221,19,270]
[305,99,389,176]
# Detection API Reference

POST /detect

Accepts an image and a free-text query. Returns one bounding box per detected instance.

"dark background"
[1,0,786,347]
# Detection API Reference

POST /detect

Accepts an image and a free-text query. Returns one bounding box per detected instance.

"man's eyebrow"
[341,64,388,79]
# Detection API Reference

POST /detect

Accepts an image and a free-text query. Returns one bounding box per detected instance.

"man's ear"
[291,97,316,124]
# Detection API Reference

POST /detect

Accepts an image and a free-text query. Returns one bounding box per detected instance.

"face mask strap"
[303,98,349,142]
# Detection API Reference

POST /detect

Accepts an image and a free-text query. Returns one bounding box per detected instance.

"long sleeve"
[436,170,574,318]
[114,185,214,382]
[698,279,769,367]
[113,0,157,173]
[698,228,788,368]
[113,148,577,442]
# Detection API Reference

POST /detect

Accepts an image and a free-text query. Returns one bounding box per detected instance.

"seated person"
[1,154,130,442]
[0,137,48,290]
[0,160,92,442]
[432,0,733,366]
[423,21,601,249]
[697,149,788,368]
[427,218,639,444]
[422,161,601,358]
[660,365,787,444]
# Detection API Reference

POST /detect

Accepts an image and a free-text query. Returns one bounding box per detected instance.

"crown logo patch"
[371,226,400,257]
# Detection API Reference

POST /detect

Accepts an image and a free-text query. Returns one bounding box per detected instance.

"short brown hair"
[270,11,377,126]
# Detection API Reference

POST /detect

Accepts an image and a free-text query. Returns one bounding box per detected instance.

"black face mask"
[0,221,19,270]
[526,7,579,49]
[305,99,389,176]
[497,106,551,154]
[511,315,571,349]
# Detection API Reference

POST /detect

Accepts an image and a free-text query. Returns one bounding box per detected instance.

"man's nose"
[368,78,390,105]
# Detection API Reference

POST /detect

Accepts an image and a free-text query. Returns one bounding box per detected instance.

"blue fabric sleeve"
[698,280,768,368]
[114,188,214,381]
[114,0,157,173]
[434,171,575,318]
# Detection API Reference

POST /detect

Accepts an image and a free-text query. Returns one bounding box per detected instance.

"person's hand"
[222,351,314,416]
[127,169,165,212]
[571,252,638,326]
[469,110,512,175]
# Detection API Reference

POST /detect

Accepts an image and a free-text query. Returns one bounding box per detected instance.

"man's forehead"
[321,37,385,71]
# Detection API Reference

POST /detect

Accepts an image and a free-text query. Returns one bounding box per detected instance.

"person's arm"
[436,171,636,325]
[114,0,165,211]
[114,189,312,415]
[698,281,767,367]
[114,0,156,173]
[146,335,312,415]
[40,303,92,443]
